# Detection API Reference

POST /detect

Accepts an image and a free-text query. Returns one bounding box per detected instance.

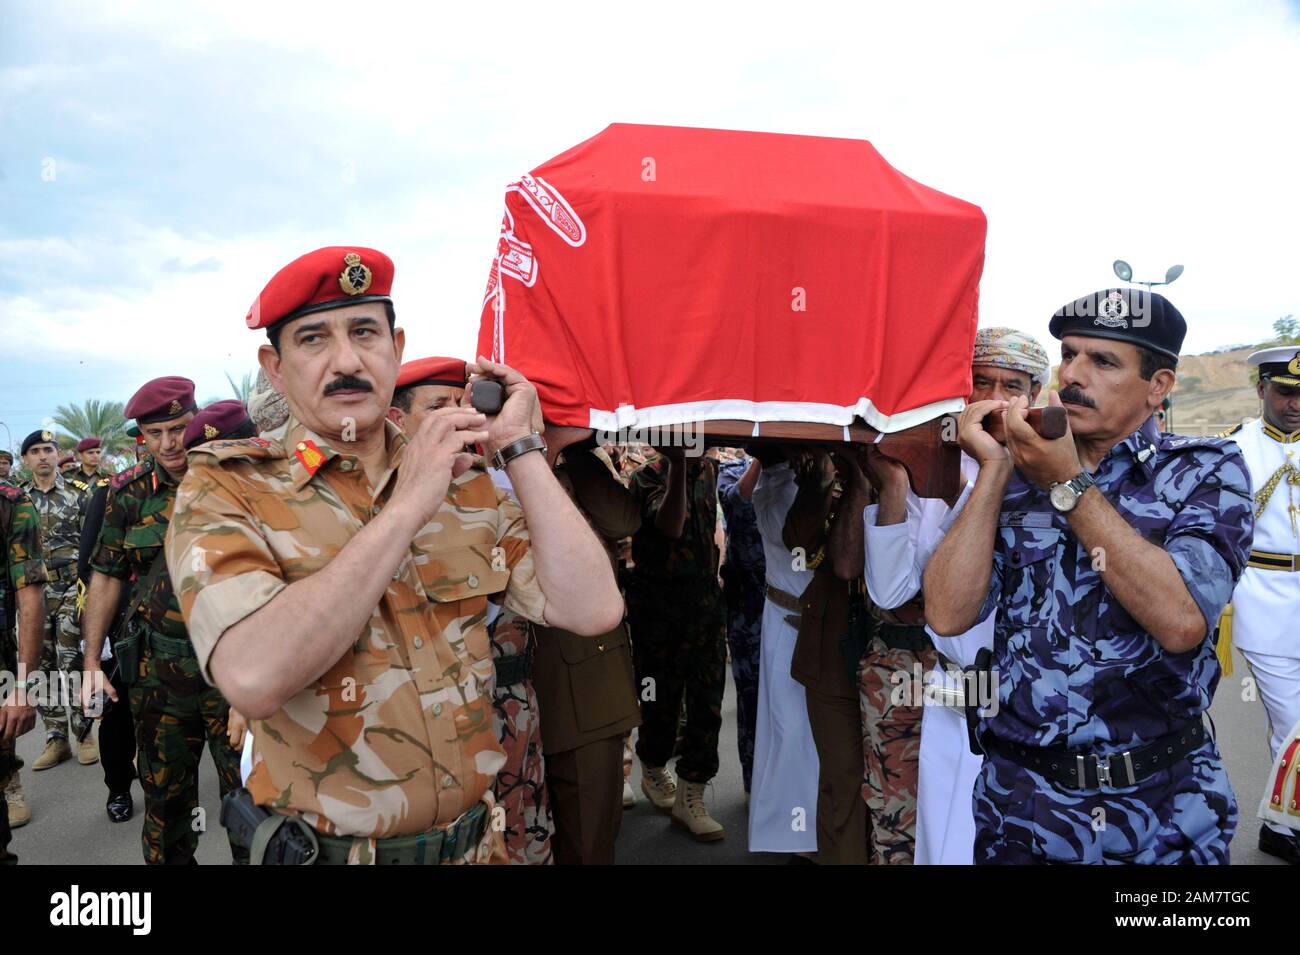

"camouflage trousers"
[724,576,763,793]
[627,581,727,783]
[489,611,553,865]
[36,582,85,741]
[0,631,14,863]
[857,637,939,865]
[127,627,246,865]
[973,740,1237,864]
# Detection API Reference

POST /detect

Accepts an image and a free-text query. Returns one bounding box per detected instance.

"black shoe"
[1259,826,1300,864]
[106,792,134,823]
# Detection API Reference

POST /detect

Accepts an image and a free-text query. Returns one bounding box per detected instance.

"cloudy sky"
[2,0,1297,449]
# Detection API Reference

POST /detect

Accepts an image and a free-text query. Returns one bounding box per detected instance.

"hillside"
[1167,345,1261,434]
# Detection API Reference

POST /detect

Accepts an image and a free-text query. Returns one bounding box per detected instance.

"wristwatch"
[492,432,547,471]
[1049,470,1096,513]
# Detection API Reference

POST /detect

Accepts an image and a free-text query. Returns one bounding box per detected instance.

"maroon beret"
[246,246,394,331]
[184,400,255,449]
[395,356,468,390]
[58,452,75,467]
[75,437,101,453]
[124,377,197,424]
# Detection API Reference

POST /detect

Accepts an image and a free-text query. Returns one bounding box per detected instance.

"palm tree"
[226,371,256,403]
[52,399,130,459]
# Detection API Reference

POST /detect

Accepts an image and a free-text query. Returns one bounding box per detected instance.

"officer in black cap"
[924,285,1255,864]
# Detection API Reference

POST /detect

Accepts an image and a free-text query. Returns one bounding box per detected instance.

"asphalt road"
[7,647,1286,865]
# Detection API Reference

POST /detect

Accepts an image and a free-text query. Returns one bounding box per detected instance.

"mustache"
[323,375,374,396]
[1058,385,1096,409]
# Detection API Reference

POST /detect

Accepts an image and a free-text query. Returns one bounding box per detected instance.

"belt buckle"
[1094,755,1112,789]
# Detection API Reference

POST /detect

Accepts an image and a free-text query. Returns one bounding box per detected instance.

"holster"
[962,647,994,757]
[220,788,320,866]
[114,619,143,690]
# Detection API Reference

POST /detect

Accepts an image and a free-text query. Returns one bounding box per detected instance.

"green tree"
[52,399,130,459]
[1273,315,1299,344]
[226,371,256,403]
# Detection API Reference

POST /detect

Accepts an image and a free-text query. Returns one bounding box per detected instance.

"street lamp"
[1113,260,1184,288]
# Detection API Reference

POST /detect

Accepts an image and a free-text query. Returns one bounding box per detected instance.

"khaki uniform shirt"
[165,417,547,840]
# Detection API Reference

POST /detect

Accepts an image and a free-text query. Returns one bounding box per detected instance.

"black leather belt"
[875,623,933,654]
[985,721,1206,790]
[494,645,534,687]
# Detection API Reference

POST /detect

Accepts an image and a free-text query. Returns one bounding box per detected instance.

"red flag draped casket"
[477,124,987,496]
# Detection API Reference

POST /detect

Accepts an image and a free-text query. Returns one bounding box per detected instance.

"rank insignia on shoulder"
[338,252,373,296]
[295,440,326,474]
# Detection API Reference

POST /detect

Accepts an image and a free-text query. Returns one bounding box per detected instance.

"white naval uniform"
[1226,417,1300,836]
[747,464,819,854]
[862,454,989,865]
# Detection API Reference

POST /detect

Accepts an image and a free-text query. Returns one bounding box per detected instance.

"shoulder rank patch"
[111,459,152,492]
[295,439,326,475]
[192,436,279,464]
[1217,423,1244,438]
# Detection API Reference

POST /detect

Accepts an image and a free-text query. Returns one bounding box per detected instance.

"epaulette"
[68,476,91,492]
[1161,433,1234,453]
[189,436,281,465]
[1217,423,1244,438]
[111,458,154,491]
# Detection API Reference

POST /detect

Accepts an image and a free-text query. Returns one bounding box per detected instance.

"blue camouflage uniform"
[717,456,764,793]
[972,416,1254,864]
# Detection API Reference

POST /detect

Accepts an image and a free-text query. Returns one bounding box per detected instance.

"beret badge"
[168,399,183,415]
[1094,291,1129,329]
[339,252,373,296]
[41,430,52,441]
[203,423,219,439]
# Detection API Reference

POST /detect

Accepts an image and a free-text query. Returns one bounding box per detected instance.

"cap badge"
[168,399,183,415]
[41,430,52,442]
[295,440,326,475]
[1289,352,1300,377]
[339,252,373,296]
[203,424,219,439]
[1095,291,1129,329]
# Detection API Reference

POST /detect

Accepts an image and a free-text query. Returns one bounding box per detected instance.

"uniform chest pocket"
[998,525,1062,630]
[122,515,169,552]
[415,545,511,603]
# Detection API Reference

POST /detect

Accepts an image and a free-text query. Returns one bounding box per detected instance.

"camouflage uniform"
[165,418,549,864]
[972,418,1253,863]
[21,474,87,741]
[626,454,727,783]
[92,457,245,865]
[489,607,553,865]
[1,483,47,863]
[716,456,764,792]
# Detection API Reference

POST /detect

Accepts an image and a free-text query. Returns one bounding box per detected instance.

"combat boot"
[639,762,677,812]
[4,772,30,828]
[32,737,71,771]
[671,778,724,842]
[77,731,99,766]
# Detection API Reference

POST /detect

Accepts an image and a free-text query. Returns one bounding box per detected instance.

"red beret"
[247,246,394,330]
[395,356,468,390]
[124,376,197,424]
[75,437,101,453]
[184,400,255,449]
[58,453,75,466]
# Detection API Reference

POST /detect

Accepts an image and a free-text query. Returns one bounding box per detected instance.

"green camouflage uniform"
[625,454,727,783]
[91,457,245,865]
[1,482,48,863]
[21,474,87,741]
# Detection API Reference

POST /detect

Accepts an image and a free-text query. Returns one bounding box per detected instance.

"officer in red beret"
[163,246,624,864]
[80,376,247,863]
[68,437,112,503]
[388,356,468,434]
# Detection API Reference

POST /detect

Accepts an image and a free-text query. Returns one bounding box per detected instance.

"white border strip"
[587,396,965,435]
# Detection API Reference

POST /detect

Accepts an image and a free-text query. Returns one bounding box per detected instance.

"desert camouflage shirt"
[1,482,47,641]
[21,473,85,588]
[975,416,1254,753]
[91,457,187,637]
[165,416,547,840]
